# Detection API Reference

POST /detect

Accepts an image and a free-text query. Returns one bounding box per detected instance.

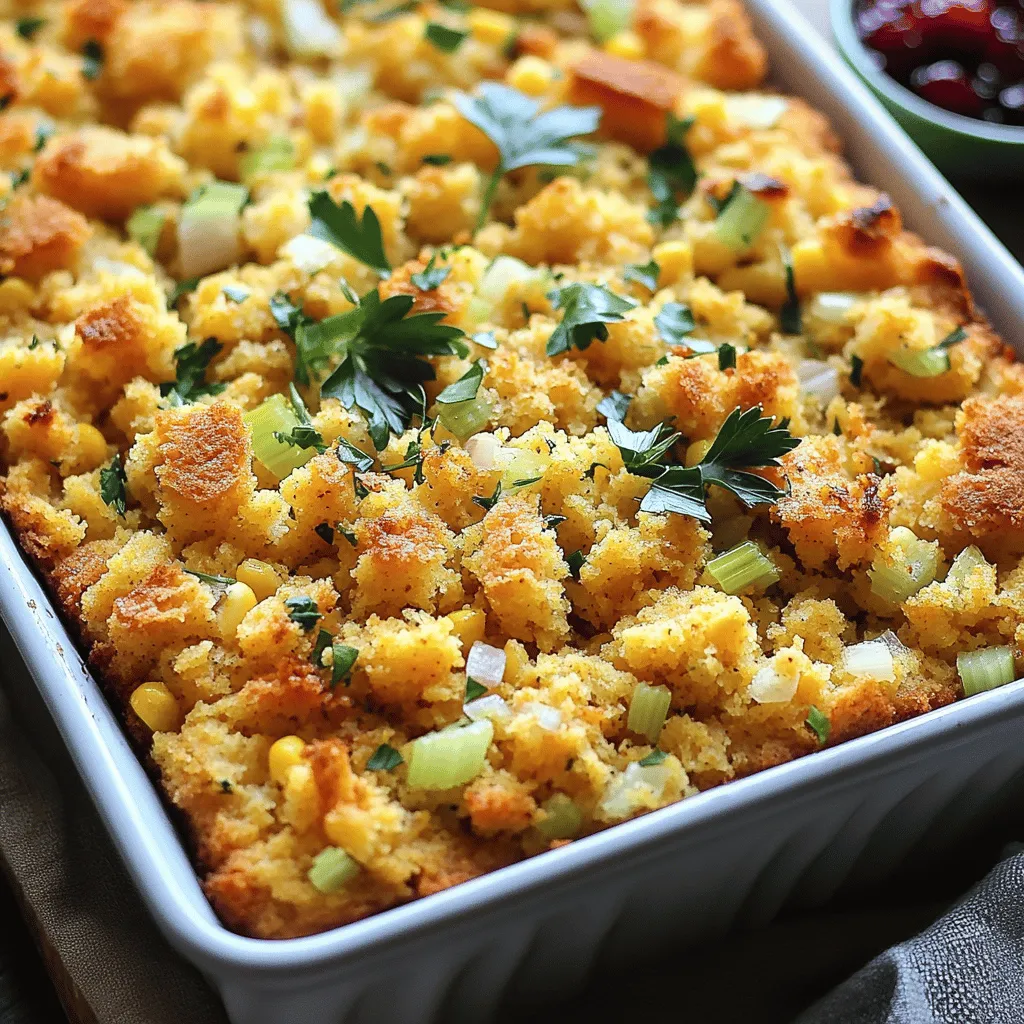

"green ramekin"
[830,0,1024,179]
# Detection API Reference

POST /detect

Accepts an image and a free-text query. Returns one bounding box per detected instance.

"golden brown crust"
[0,194,90,281]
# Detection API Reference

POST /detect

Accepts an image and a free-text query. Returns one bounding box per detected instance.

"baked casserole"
[0,0,1019,940]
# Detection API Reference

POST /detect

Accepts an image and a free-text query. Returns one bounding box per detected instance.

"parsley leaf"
[780,247,801,335]
[315,523,335,546]
[566,549,585,579]
[81,39,103,81]
[938,325,968,349]
[542,514,567,530]
[546,282,636,357]
[311,628,333,667]
[331,643,358,687]
[159,339,225,404]
[222,285,250,304]
[466,678,488,701]
[624,259,660,293]
[99,456,128,516]
[424,22,467,52]
[184,569,236,591]
[318,289,469,449]
[473,480,502,512]
[451,83,601,229]
[472,330,499,350]
[285,596,321,632]
[597,390,632,422]
[436,359,484,404]
[850,354,864,387]
[337,437,376,473]
[718,343,737,371]
[806,705,830,744]
[646,114,697,227]
[422,153,452,166]
[410,254,450,291]
[16,16,45,39]
[275,383,327,453]
[606,418,680,477]
[654,302,698,347]
[308,191,391,277]
[167,277,200,309]
[367,743,403,770]
[638,749,668,766]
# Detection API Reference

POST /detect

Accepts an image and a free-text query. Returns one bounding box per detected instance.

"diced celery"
[438,396,493,440]
[244,393,316,480]
[715,186,770,250]
[536,793,583,840]
[582,0,634,41]
[869,527,939,604]
[627,682,672,743]
[957,646,1016,697]
[888,346,950,378]
[241,135,296,182]
[126,205,165,257]
[406,720,494,789]
[945,545,988,590]
[499,447,549,491]
[707,541,780,594]
[478,256,543,303]
[307,846,359,892]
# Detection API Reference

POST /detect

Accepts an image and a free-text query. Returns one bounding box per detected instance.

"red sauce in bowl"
[856,0,1024,125]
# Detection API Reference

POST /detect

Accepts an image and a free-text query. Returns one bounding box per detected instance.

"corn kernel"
[77,424,108,468]
[652,241,693,285]
[468,8,515,45]
[269,735,307,785]
[503,640,530,685]
[685,439,713,467]
[218,581,258,636]
[507,57,554,97]
[448,608,486,650]
[130,682,180,733]
[604,30,644,60]
[235,559,281,601]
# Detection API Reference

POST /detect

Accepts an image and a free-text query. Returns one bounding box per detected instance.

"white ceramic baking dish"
[2,1,1024,1021]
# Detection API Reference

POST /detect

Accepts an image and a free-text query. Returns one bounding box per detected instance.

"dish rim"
[830,0,1024,146]
[1,0,1024,986]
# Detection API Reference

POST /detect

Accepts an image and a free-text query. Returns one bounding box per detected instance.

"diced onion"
[808,291,860,325]
[465,641,506,687]
[307,846,359,892]
[282,0,342,58]
[334,68,374,105]
[958,646,1016,697]
[465,432,501,471]
[464,694,511,722]
[627,682,671,742]
[406,720,494,789]
[841,639,895,682]
[498,447,549,491]
[597,761,672,821]
[725,94,788,129]
[177,181,247,279]
[877,629,909,657]
[438,396,492,440]
[716,186,770,251]
[707,541,780,595]
[581,0,634,41]
[243,393,315,481]
[797,359,841,405]
[521,701,562,732]
[869,527,939,604]
[279,233,340,276]
[889,346,950,378]
[748,664,798,704]
[536,793,583,840]
[945,545,989,590]
[126,205,165,257]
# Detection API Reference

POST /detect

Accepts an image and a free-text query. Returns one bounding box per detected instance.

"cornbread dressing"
[0,0,1019,940]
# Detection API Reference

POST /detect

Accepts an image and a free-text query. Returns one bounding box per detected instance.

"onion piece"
[465,641,506,688]
[465,433,501,471]
[279,233,341,275]
[282,0,342,58]
[748,664,798,704]
[597,761,672,821]
[808,291,861,324]
[841,639,895,682]
[797,359,841,405]
[725,94,788,129]
[464,694,510,722]
[521,701,562,732]
[177,182,247,279]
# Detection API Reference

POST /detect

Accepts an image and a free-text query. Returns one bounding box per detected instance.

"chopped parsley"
[436,359,484,404]
[311,628,333,667]
[780,247,801,335]
[184,569,236,591]
[472,480,502,512]
[623,259,660,293]
[99,456,128,517]
[566,549,585,579]
[285,596,322,632]
[646,114,697,227]
[336,437,375,473]
[718,343,737,371]
[542,513,567,531]
[366,743,404,770]
[597,390,632,422]
[274,384,326,453]
[806,705,830,744]
[638,749,668,766]
[424,22,468,51]
[422,153,452,166]
[80,39,103,81]
[546,282,636,357]
[167,277,200,310]
[222,285,250,304]
[331,643,358,687]
[307,191,391,277]
[653,301,697,347]
[465,678,488,701]
[410,254,450,291]
[15,16,46,39]
[451,83,601,230]
[314,522,335,545]
[471,330,499,350]
[850,354,864,387]
[159,339,225,404]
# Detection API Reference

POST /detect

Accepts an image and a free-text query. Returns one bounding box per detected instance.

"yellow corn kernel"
[468,7,514,45]
[269,735,307,785]
[651,240,693,286]
[77,424,108,468]
[507,57,554,97]
[130,682,180,733]
[218,581,258,636]
[685,439,713,467]
[235,559,281,601]
[448,608,486,650]
[604,30,644,60]
[503,640,530,685]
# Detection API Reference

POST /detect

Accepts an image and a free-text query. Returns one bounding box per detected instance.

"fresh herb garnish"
[15,16,45,39]
[436,359,484,404]
[222,285,250,303]
[806,705,830,744]
[366,743,404,770]
[546,282,636,357]
[780,247,801,335]
[638,749,668,766]
[938,325,968,349]
[422,153,452,166]
[314,522,335,545]
[466,678,488,701]
[159,339,225,404]
[718,343,737,371]
[331,642,358,686]
[99,456,128,516]
[451,83,601,230]
[33,122,53,152]
[606,419,680,476]
[472,330,499,350]
[543,514,567,530]
[368,1,417,21]
[410,254,450,291]
[424,22,468,51]
[308,191,391,277]
[584,462,608,480]
[340,527,358,546]
[167,277,200,309]
[80,39,103,80]
[318,289,468,449]
[381,438,427,484]
[311,628,333,667]
[646,114,697,227]
[184,569,236,590]
[285,596,322,632]
[566,549,585,579]
[624,259,660,293]
[850,354,864,387]
[832,418,842,436]
[597,390,631,422]
[275,383,327,453]
[472,480,502,512]
[336,437,376,473]
[653,301,697,346]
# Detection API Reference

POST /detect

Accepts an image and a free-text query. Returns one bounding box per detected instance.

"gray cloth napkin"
[798,848,1024,1024]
